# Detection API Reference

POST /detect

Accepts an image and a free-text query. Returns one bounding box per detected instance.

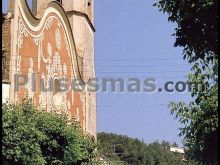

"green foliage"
[97,132,197,165]
[2,100,46,165]
[154,0,218,62]
[154,0,218,164]
[2,100,96,165]
[169,73,218,164]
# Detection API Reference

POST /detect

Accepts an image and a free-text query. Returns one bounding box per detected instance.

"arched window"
[54,79,60,94]
[56,0,62,5]
[27,0,33,10]
[87,0,92,20]
[88,1,91,7]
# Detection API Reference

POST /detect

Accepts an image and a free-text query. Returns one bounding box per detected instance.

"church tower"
[32,0,96,137]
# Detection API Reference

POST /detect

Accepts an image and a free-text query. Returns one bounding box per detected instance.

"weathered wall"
[63,0,96,136]
[3,0,96,137]
[6,0,96,138]
[2,15,12,81]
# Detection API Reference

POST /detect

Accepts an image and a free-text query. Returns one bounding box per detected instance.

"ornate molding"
[18,0,86,84]
[66,10,96,32]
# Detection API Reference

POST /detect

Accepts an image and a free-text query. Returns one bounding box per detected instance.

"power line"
[94,58,185,61]
[95,64,191,68]
[8,59,191,67]
[96,71,188,74]
[9,54,186,61]
[96,76,187,79]
[6,67,190,74]
[17,104,170,108]
[94,104,169,108]
[6,69,188,79]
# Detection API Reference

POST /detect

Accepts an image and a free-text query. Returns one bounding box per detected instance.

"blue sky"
[94,0,192,146]
[3,0,192,146]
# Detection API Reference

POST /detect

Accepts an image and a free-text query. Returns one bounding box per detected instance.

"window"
[87,0,92,20]
[27,0,32,10]
[54,79,60,94]
[56,0,62,5]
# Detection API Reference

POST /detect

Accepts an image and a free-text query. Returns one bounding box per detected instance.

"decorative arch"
[11,0,86,128]
[18,0,84,82]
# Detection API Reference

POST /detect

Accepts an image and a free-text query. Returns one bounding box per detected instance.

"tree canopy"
[97,132,197,165]
[154,0,218,63]
[2,100,96,165]
[154,0,218,164]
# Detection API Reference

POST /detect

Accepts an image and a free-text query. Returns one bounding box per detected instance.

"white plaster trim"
[10,0,19,102]
[18,0,78,84]
[2,84,10,103]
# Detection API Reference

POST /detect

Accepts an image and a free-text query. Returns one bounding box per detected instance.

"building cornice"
[66,10,96,32]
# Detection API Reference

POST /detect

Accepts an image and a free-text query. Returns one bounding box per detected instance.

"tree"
[2,100,46,164]
[154,0,218,63]
[97,132,196,165]
[154,0,218,164]
[169,76,218,164]
[2,100,96,165]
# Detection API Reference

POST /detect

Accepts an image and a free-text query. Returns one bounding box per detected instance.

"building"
[170,147,185,154]
[2,0,96,138]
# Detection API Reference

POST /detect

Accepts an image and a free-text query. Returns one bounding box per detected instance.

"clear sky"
[94,0,192,146]
[2,0,192,146]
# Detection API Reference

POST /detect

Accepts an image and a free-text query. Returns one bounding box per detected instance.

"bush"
[2,100,96,165]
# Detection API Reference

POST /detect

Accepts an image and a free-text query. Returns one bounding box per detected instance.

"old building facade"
[2,0,96,138]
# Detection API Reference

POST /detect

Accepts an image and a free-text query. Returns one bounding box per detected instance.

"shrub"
[2,100,96,165]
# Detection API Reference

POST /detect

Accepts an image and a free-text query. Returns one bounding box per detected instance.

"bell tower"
[32,0,96,138]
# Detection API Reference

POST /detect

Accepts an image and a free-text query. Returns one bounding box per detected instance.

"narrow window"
[87,0,92,20]
[54,79,60,94]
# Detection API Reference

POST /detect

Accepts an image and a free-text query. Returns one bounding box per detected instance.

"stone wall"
[2,14,11,82]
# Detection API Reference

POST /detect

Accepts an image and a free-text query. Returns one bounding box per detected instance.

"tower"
[32,0,96,137]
